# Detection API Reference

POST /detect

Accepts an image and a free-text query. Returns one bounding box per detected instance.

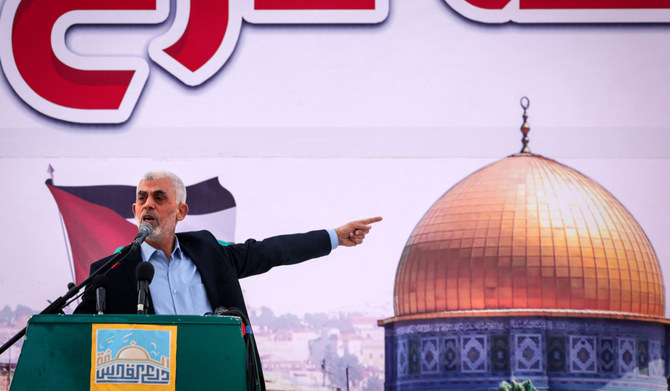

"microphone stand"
[0,243,137,355]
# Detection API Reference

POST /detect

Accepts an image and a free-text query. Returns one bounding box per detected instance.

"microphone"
[133,222,153,247]
[136,262,155,315]
[93,275,109,315]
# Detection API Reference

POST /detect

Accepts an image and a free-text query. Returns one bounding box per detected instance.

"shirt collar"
[139,236,183,262]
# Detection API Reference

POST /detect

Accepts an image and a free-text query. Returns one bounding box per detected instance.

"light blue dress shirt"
[140,229,338,315]
[140,237,213,315]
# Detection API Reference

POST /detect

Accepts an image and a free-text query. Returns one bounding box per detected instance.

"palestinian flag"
[46,177,236,284]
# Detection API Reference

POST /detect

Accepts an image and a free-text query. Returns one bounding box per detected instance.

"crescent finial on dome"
[520,96,531,154]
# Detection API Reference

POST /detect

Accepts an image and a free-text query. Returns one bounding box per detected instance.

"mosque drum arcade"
[379,103,668,390]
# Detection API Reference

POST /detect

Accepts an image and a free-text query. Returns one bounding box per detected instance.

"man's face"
[132,178,188,244]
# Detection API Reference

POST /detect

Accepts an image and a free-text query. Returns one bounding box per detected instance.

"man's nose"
[144,196,156,209]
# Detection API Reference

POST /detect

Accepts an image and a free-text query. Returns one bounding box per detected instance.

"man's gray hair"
[139,171,187,204]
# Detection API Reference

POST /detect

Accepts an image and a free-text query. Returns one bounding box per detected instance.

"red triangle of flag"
[47,184,137,283]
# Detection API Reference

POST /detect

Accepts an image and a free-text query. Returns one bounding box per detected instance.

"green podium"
[10,314,248,390]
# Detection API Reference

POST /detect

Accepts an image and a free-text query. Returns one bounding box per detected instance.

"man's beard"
[142,219,176,244]
[147,226,165,242]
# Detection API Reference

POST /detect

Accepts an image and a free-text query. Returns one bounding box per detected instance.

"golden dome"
[117,343,150,361]
[392,153,664,322]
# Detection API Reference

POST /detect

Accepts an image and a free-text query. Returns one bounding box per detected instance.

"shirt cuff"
[327,228,338,250]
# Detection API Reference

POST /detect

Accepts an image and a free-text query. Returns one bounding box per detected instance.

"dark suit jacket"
[74,229,332,317]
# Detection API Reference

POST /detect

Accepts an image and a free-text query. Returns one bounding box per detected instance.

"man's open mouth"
[142,215,157,223]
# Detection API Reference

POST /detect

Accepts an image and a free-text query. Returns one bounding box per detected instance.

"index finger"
[359,216,383,225]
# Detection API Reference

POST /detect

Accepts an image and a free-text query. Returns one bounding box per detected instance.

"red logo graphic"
[2,0,667,123]
[446,0,670,23]
[0,0,388,123]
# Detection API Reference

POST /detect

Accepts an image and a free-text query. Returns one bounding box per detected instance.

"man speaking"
[75,170,381,319]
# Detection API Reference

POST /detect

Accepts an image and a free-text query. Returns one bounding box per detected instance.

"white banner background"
[1,1,669,319]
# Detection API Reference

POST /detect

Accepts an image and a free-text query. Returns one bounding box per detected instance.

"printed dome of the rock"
[393,153,664,321]
[117,344,150,361]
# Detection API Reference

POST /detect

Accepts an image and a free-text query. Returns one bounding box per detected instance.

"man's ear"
[176,203,188,221]
[132,203,138,219]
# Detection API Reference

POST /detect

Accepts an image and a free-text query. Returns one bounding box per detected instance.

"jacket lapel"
[177,233,221,310]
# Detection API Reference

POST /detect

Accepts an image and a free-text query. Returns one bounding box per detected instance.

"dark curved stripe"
[46,179,135,218]
[45,177,235,218]
[185,177,236,215]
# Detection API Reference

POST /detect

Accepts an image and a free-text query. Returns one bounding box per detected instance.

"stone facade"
[383,316,668,391]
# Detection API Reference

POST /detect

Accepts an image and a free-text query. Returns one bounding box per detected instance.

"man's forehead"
[137,178,174,194]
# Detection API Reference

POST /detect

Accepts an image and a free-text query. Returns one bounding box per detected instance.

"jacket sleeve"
[72,261,104,314]
[217,229,333,278]
[72,251,133,314]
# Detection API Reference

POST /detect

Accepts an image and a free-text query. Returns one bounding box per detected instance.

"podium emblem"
[91,324,177,391]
